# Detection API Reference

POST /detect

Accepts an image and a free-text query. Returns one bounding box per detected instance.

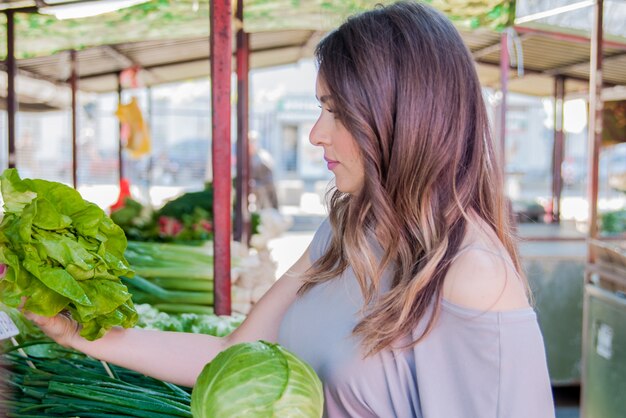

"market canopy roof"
[0,0,515,59]
[1,0,625,98]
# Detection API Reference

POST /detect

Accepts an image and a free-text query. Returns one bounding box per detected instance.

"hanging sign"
[0,311,19,341]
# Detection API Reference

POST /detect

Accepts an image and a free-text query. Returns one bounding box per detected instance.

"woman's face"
[310,77,365,195]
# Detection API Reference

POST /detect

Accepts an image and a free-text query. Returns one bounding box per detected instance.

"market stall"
[1,1,626,416]
[579,2,626,417]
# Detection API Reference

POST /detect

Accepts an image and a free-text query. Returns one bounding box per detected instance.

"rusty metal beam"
[472,34,532,60]
[70,49,78,189]
[544,50,626,77]
[234,0,250,244]
[211,0,232,316]
[514,1,594,25]
[0,2,36,13]
[475,59,615,87]
[6,10,17,169]
[9,0,119,13]
[299,30,324,59]
[0,61,63,86]
[101,45,159,84]
[514,24,626,52]
[76,43,301,81]
[101,45,134,68]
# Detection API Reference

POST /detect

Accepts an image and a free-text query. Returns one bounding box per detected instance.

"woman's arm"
[27,247,312,387]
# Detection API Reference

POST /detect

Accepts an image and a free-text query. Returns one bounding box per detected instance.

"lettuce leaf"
[0,169,137,340]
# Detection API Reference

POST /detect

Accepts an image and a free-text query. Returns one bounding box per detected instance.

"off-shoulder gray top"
[278,219,555,418]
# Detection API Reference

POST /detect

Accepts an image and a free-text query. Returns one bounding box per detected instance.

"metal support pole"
[6,10,17,169]
[499,31,509,172]
[117,72,124,181]
[587,0,603,258]
[234,0,250,244]
[146,86,154,190]
[211,0,232,315]
[582,2,603,417]
[551,75,565,223]
[70,50,78,189]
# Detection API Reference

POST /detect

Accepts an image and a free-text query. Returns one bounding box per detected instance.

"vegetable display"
[1,342,192,417]
[134,304,243,336]
[110,185,215,243]
[0,169,137,340]
[122,241,217,315]
[110,183,263,244]
[191,341,323,418]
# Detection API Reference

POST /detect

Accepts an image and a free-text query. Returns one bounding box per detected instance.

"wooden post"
[211,0,232,315]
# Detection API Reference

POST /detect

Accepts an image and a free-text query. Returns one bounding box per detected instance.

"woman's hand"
[2,260,81,349]
[24,311,81,348]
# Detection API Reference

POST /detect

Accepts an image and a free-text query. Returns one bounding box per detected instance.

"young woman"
[28,2,555,416]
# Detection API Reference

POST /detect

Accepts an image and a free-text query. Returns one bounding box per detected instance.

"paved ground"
[267,212,322,277]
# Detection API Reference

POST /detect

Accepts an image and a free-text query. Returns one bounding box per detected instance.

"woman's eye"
[317,104,337,119]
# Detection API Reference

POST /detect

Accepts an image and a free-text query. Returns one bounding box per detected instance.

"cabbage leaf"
[192,341,323,418]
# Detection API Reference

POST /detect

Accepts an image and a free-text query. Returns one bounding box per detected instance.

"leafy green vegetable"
[601,209,626,234]
[191,341,323,418]
[0,169,137,340]
[110,182,261,243]
[122,241,217,313]
[135,304,243,337]
[158,184,213,220]
[2,341,192,417]
[110,197,158,242]
[122,275,214,305]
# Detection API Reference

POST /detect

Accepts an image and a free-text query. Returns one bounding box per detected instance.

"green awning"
[425,0,514,30]
[0,0,516,59]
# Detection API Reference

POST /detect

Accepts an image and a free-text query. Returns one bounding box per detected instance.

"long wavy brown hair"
[299,1,524,356]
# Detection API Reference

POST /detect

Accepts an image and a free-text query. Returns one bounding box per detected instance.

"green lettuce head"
[191,341,323,418]
[0,169,137,340]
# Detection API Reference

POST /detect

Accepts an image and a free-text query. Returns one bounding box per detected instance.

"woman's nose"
[309,119,328,147]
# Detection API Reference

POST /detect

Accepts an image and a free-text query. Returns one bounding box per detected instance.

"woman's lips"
[325,157,339,170]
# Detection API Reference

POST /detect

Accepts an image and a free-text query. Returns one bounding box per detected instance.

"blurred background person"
[249,130,279,210]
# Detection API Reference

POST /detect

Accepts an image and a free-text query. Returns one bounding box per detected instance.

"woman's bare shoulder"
[442,221,530,312]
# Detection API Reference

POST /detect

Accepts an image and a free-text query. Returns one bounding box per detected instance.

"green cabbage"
[0,169,137,340]
[191,341,323,418]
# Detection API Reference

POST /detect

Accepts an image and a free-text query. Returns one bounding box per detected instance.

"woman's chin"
[334,181,361,195]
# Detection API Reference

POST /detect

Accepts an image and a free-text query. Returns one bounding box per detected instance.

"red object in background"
[110,178,132,213]
[120,66,141,89]
[158,216,184,237]
[543,200,554,224]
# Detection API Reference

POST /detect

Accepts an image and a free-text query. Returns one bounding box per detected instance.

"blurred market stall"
[0,4,625,415]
